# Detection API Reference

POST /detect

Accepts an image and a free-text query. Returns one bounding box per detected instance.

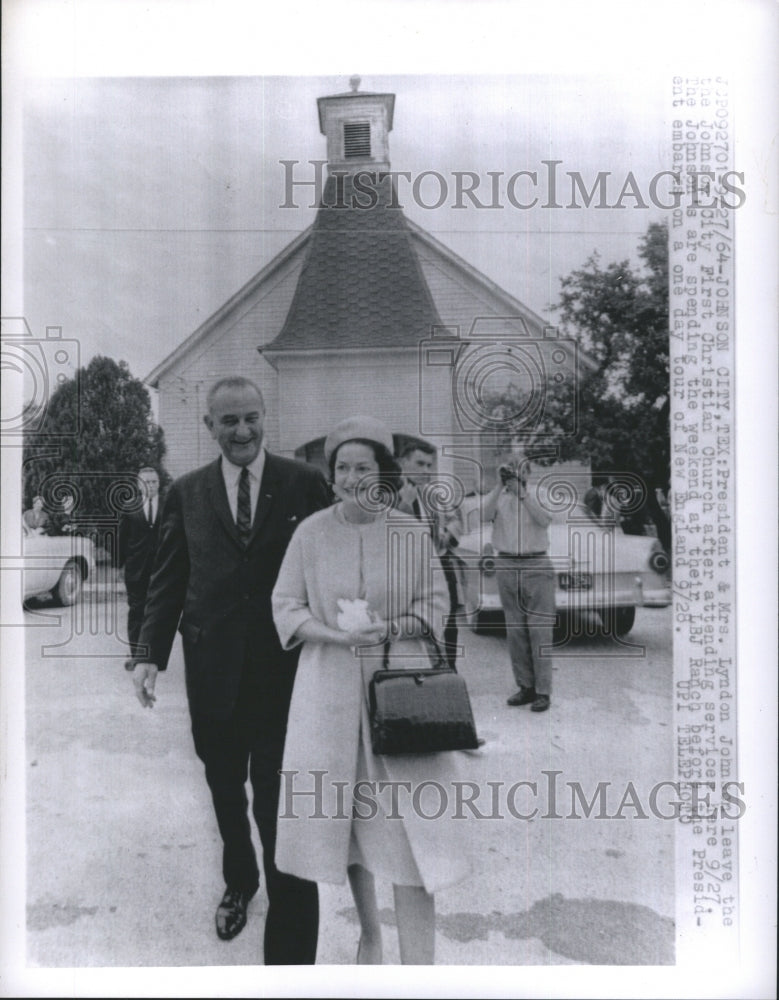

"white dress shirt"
[220,448,266,525]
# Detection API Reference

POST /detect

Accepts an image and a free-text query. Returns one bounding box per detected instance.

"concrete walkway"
[11,587,676,996]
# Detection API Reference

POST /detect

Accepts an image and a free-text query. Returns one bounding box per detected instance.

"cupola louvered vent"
[343,121,371,159]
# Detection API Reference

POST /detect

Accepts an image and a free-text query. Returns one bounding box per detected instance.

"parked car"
[453,494,671,637]
[22,531,96,606]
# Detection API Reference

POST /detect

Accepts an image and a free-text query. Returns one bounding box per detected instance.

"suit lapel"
[206,453,284,550]
[206,458,243,548]
[249,452,279,545]
[415,490,434,536]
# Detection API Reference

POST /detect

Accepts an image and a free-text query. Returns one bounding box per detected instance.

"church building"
[146,78,582,491]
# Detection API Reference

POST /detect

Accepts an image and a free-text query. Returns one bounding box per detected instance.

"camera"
[499,463,529,488]
[1,319,80,436]
[417,316,578,442]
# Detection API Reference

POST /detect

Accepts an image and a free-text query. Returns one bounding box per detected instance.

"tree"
[23,356,168,554]
[555,222,670,547]
[482,222,671,549]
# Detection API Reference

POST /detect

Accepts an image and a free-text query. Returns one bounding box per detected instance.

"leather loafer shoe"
[507,687,536,707]
[215,886,256,941]
[531,694,550,713]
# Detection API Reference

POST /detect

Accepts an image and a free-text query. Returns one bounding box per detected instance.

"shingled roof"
[262,172,442,354]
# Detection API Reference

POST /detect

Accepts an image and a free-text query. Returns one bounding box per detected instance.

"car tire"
[602,605,636,637]
[53,560,83,606]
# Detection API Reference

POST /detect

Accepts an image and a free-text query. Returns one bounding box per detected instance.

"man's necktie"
[147,500,154,526]
[236,467,252,543]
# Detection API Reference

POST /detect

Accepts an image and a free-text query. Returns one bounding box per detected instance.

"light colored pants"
[495,556,555,696]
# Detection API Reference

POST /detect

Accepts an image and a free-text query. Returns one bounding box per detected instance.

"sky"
[21,72,670,384]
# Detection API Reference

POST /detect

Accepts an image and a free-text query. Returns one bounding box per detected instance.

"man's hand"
[132,662,159,708]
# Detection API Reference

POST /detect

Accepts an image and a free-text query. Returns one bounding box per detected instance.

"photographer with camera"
[482,456,555,713]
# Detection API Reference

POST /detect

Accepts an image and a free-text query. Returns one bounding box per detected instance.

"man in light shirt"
[482,456,555,713]
[130,376,329,962]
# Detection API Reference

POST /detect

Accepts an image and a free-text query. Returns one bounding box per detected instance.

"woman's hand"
[341,622,387,647]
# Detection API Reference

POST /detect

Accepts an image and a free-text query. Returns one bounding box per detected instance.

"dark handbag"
[368,634,480,755]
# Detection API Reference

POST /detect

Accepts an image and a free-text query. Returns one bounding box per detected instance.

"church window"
[343,121,371,159]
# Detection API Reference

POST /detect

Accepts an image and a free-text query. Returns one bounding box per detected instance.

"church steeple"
[316,76,395,174]
[263,79,441,358]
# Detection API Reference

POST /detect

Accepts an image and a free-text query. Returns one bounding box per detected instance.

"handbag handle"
[381,630,450,672]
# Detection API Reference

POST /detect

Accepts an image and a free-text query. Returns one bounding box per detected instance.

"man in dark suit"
[398,441,463,669]
[118,467,162,671]
[130,376,329,964]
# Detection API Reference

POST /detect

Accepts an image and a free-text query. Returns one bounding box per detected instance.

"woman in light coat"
[272,416,476,964]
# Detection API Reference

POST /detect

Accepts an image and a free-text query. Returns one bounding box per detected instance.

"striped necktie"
[236,467,252,544]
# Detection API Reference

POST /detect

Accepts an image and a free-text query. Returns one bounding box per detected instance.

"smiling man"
[130,376,329,964]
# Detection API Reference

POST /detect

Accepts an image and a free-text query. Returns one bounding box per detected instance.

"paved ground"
[11,583,675,990]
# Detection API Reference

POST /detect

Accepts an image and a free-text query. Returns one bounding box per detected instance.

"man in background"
[398,440,462,669]
[23,495,49,535]
[118,467,162,671]
[583,474,608,521]
[47,493,77,535]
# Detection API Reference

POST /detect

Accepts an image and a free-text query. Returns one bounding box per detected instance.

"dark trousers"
[191,685,319,965]
[440,552,460,669]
